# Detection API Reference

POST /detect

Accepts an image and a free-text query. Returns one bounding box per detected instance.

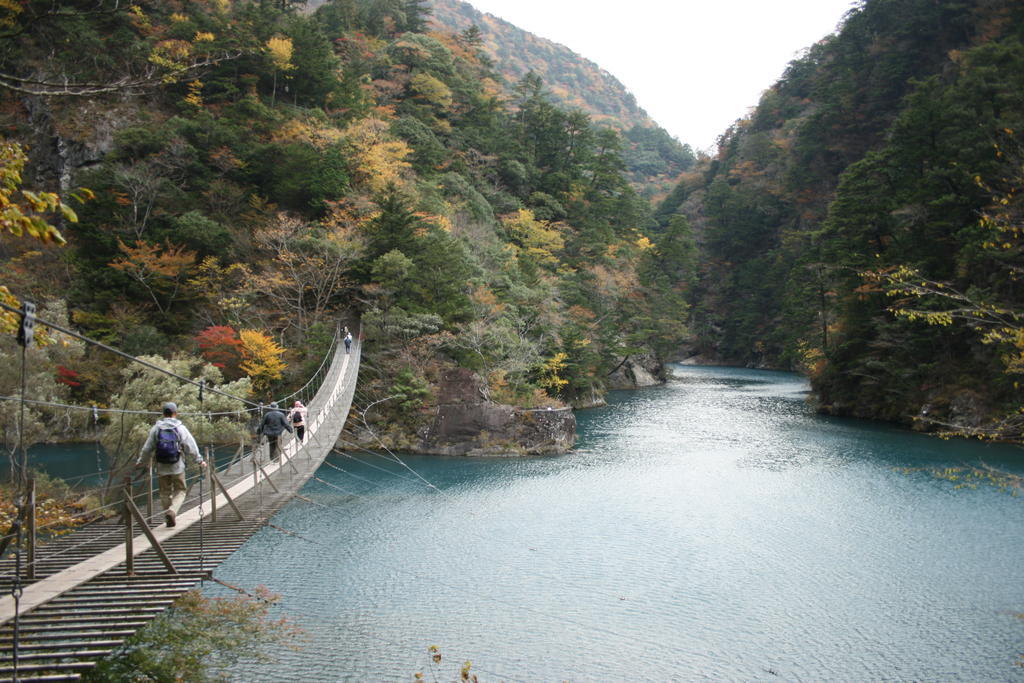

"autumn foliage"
[0,0,699,440]
[109,240,197,314]
[195,325,244,377]
[239,329,287,394]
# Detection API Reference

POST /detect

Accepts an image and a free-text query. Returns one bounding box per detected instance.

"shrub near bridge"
[84,588,303,682]
[0,471,96,558]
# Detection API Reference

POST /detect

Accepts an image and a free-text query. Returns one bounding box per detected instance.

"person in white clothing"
[289,400,308,442]
[135,402,206,527]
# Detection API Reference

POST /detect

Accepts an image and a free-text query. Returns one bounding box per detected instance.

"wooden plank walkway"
[0,338,360,681]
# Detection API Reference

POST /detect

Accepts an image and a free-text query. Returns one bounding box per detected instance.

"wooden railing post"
[25,477,35,580]
[226,435,244,471]
[252,437,260,491]
[256,462,280,493]
[209,470,244,521]
[146,463,154,523]
[208,446,217,523]
[123,497,177,574]
[123,476,134,576]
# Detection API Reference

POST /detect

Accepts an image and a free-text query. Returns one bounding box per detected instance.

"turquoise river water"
[17,366,1019,680]
[200,365,1024,681]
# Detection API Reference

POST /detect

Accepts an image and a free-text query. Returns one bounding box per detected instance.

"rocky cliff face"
[24,98,140,192]
[417,368,576,456]
[606,354,665,390]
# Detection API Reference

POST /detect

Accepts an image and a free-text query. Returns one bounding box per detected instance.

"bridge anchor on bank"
[0,330,360,682]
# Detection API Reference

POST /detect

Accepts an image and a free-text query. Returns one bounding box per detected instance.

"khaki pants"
[267,435,281,462]
[158,472,187,515]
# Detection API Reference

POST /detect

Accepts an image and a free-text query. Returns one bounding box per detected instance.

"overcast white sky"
[462,0,858,152]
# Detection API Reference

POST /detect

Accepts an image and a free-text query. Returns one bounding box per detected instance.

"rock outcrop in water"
[417,368,576,456]
[606,353,665,390]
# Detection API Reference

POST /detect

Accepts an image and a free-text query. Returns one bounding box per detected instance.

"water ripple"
[213,366,1024,682]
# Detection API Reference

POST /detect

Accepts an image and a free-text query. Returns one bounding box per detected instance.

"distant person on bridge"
[290,400,308,442]
[344,330,353,353]
[135,402,206,527]
[258,401,293,463]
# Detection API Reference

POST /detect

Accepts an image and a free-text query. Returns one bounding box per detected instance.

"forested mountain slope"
[425,0,696,198]
[661,0,1024,436]
[0,0,692,450]
[427,0,647,128]
[303,0,697,199]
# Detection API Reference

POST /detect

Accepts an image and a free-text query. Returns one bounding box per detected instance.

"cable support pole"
[210,442,218,524]
[123,476,134,576]
[0,300,260,408]
[93,405,103,479]
[25,478,35,582]
[198,380,206,584]
[10,517,21,683]
[10,301,34,679]
[16,343,27,490]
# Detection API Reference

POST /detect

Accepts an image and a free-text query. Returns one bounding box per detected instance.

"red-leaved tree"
[195,325,243,379]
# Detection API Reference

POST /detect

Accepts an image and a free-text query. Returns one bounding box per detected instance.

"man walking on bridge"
[136,402,206,527]
[258,401,292,464]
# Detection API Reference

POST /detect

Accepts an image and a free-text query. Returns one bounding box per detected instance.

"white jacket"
[289,405,308,425]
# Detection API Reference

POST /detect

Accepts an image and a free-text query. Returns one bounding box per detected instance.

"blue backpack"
[154,427,182,464]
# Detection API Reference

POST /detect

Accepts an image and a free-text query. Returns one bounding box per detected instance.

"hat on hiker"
[162,402,177,415]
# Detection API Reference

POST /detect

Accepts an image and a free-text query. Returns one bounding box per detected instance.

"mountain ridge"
[426,0,695,198]
[303,0,696,197]
[427,0,651,130]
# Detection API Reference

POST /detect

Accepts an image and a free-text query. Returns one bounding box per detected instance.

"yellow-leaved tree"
[409,73,452,110]
[538,352,569,394]
[0,138,91,337]
[501,208,565,268]
[238,329,286,394]
[265,35,294,105]
[1,140,90,244]
[343,118,412,193]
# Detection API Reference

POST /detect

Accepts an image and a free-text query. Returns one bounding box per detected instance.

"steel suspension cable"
[0,394,262,417]
[0,300,260,408]
[330,441,423,486]
[318,457,402,491]
[273,326,340,407]
[310,476,360,498]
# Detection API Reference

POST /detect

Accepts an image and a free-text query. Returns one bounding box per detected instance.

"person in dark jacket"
[258,402,292,463]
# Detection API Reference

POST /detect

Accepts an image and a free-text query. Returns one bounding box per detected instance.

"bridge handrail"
[0,330,361,627]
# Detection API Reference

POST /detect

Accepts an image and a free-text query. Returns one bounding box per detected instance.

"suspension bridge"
[0,304,361,681]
